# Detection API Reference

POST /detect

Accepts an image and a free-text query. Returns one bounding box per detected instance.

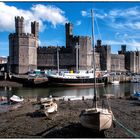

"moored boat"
[79,9,113,132]
[111,80,120,85]
[47,72,105,87]
[130,76,140,83]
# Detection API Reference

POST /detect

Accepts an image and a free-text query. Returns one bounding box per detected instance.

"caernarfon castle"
[9,16,39,74]
[9,16,140,74]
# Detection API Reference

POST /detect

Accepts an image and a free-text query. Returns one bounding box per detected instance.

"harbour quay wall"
[107,75,131,83]
[0,74,131,88]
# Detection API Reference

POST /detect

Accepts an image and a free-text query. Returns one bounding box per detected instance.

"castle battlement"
[127,50,140,53]
[9,33,37,39]
[15,16,24,20]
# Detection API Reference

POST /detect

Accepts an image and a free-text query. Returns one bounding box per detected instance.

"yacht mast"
[91,9,97,109]
[57,46,60,75]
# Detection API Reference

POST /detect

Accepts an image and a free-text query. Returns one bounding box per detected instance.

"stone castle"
[9,16,39,74]
[9,16,140,74]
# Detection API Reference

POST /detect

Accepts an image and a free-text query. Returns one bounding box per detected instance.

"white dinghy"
[10,95,24,103]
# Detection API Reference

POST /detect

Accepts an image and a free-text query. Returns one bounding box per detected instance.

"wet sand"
[0,80,22,87]
[0,97,140,138]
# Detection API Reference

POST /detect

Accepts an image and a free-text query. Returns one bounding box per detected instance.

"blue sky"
[1,1,140,57]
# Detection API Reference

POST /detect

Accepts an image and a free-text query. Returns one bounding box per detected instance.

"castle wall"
[79,36,93,70]
[28,37,38,70]
[37,47,56,69]
[95,40,111,71]
[9,18,140,74]
[125,51,140,73]
[37,46,76,70]
[111,54,125,72]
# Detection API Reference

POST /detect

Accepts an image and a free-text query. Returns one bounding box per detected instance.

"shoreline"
[0,80,22,87]
[0,97,140,138]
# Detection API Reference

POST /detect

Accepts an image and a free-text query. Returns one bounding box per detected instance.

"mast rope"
[94,15,102,40]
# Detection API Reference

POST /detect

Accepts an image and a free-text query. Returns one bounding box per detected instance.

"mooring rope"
[106,97,140,138]
[113,117,140,138]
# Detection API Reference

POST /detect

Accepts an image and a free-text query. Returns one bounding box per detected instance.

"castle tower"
[31,21,39,38]
[118,44,126,54]
[9,16,39,74]
[15,16,24,35]
[97,40,102,47]
[65,23,73,48]
[121,45,126,52]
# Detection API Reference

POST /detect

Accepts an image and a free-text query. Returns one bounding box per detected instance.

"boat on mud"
[79,10,113,132]
[40,101,58,116]
[131,90,140,100]
[10,95,24,103]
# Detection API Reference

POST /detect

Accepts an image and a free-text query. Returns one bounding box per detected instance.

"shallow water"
[0,82,138,99]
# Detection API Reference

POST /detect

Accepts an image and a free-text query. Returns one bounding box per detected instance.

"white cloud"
[0,2,68,33]
[96,13,107,19]
[76,20,81,26]
[96,6,140,30]
[127,39,140,50]
[39,39,63,46]
[103,40,124,46]
[104,39,140,51]
[81,10,88,17]
[31,4,68,28]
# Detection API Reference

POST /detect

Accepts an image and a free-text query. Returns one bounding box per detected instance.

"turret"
[65,23,73,47]
[97,40,102,47]
[31,21,39,38]
[15,16,24,35]
[118,45,126,54]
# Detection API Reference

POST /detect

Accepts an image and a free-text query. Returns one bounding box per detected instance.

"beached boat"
[79,10,113,132]
[40,101,57,116]
[10,95,24,103]
[40,95,53,103]
[62,95,93,101]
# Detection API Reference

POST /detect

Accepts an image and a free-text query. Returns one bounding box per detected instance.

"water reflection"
[0,83,137,99]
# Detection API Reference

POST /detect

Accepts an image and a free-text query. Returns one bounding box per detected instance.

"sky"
[1,1,140,57]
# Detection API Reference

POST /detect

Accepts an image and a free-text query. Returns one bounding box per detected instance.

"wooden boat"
[79,10,113,132]
[79,107,112,131]
[40,101,57,116]
[47,72,105,87]
[10,95,24,103]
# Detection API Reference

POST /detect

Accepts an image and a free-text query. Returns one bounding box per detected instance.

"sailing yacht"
[79,10,113,131]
